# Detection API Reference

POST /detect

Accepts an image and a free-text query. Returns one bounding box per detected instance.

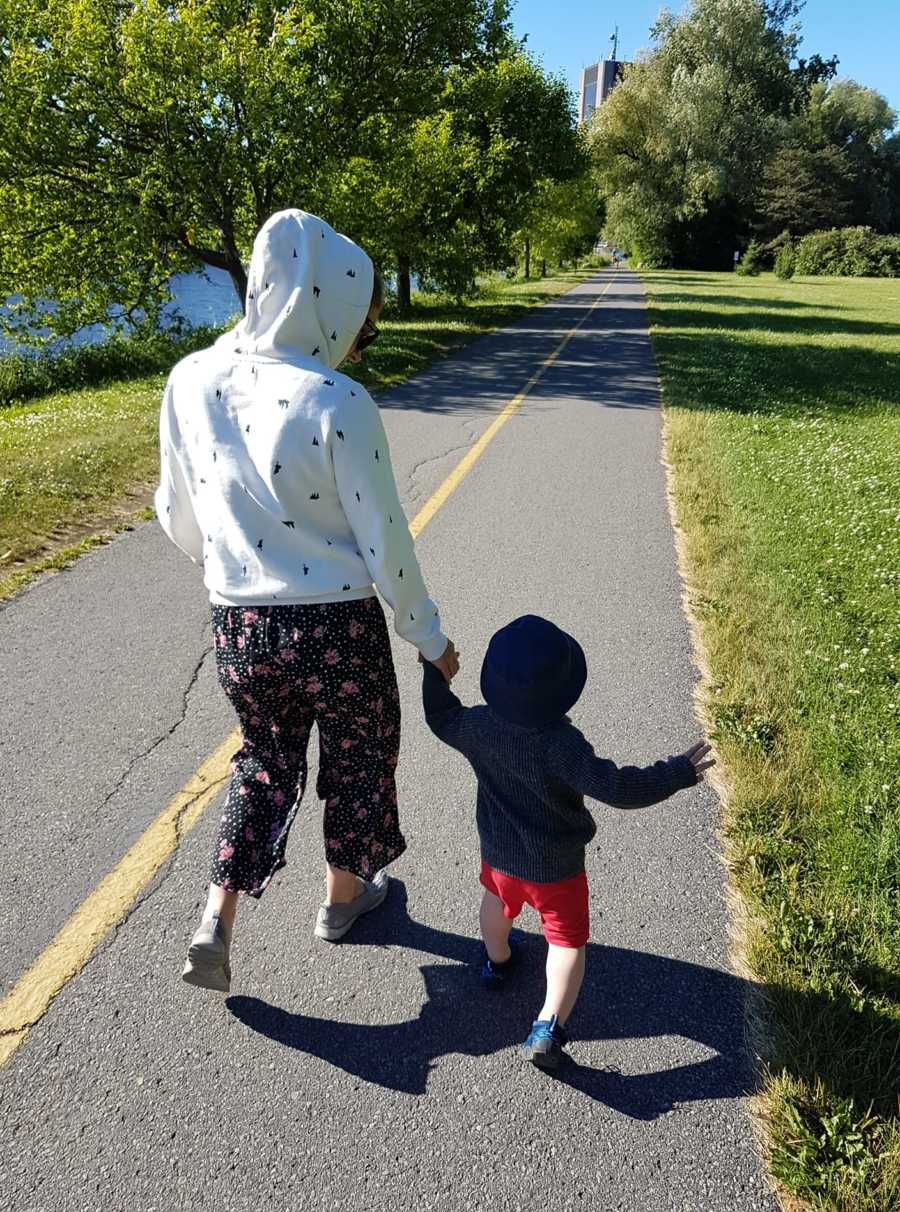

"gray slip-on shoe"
[182,912,232,993]
[314,868,390,942]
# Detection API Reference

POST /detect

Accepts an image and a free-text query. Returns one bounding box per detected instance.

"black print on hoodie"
[154,208,447,662]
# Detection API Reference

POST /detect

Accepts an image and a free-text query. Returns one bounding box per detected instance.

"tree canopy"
[0,0,583,337]
[588,0,899,267]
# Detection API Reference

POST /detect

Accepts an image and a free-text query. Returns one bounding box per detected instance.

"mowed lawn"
[0,271,587,599]
[644,272,899,1212]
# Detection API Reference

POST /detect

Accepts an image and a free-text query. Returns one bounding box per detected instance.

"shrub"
[793,227,900,277]
[774,243,795,280]
[0,324,226,407]
[735,239,764,276]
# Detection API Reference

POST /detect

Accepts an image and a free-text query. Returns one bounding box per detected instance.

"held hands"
[685,741,715,781]
[421,638,460,683]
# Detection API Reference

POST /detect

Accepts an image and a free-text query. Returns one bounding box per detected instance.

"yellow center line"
[0,275,613,1068]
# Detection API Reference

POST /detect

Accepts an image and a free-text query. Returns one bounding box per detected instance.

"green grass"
[0,271,588,599]
[643,271,900,1211]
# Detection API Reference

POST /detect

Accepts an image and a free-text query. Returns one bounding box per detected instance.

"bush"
[793,227,900,277]
[584,254,612,269]
[0,324,227,407]
[735,239,764,276]
[774,243,795,280]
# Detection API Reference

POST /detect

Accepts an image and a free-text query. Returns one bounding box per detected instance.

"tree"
[330,54,586,307]
[517,170,600,273]
[801,79,899,231]
[0,0,515,340]
[588,0,846,267]
[759,144,856,236]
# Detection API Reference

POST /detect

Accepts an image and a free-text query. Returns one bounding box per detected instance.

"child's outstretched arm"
[550,728,712,808]
[421,659,471,754]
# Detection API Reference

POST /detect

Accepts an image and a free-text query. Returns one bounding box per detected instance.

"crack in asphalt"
[103,765,229,953]
[96,625,214,818]
[403,419,484,508]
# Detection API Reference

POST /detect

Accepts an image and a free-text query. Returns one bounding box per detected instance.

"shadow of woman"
[226,881,759,1119]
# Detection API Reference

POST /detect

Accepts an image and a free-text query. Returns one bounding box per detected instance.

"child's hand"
[420,638,460,683]
[685,742,715,780]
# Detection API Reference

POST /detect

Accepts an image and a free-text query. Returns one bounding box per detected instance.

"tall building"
[578,59,627,124]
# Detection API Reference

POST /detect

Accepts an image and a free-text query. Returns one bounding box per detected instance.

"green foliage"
[770,1086,887,1205]
[794,227,900,277]
[761,79,900,238]
[589,2,899,268]
[0,1,579,337]
[0,269,588,595]
[646,269,900,1211]
[591,0,799,268]
[0,326,225,408]
[338,54,587,301]
[515,163,600,272]
[734,239,764,276]
[760,143,857,237]
[774,241,795,279]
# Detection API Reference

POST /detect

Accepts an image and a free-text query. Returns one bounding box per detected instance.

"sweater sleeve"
[331,387,447,661]
[154,380,203,564]
[550,726,697,808]
[421,661,470,753]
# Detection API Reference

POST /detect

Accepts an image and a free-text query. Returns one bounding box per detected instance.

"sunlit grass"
[0,271,587,599]
[645,271,900,1211]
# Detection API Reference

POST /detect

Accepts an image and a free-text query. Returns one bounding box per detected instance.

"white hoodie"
[155,209,447,661]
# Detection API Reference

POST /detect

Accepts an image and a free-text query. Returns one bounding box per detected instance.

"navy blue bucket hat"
[480,615,587,727]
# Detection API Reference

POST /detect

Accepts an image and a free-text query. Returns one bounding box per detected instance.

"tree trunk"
[227,259,249,313]
[218,223,248,313]
[397,253,412,312]
[540,259,546,278]
[523,237,531,279]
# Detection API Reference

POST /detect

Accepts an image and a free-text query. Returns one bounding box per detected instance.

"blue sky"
[509,0,900,118]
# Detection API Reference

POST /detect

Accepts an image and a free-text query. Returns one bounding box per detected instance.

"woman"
[156,209,458,993]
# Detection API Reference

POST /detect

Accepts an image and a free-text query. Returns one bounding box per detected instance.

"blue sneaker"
[521,1014,568,1070]
[480,941,518,989]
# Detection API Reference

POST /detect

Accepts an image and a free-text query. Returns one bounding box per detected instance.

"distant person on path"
[156,209,459,993]
[422,615,713,1070]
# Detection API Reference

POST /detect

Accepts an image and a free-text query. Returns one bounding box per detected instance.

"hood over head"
[224,209,374,369]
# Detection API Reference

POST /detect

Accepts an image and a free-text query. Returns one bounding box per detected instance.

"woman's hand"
[425,639,460,683]
[685,741,715,780]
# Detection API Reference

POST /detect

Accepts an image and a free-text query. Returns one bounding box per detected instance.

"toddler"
[422,614,713,1070]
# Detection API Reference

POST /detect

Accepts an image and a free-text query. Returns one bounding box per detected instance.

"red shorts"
[479,860,589,948]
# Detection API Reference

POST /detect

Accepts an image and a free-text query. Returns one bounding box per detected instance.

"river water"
[0,267,242,358]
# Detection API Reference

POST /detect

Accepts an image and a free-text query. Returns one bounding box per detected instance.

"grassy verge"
[644,271,899,1211]
[0,271,588,600]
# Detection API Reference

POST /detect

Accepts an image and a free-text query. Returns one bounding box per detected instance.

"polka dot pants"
[210,598,404,897]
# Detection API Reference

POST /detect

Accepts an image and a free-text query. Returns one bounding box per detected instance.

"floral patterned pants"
[210,598,404,897]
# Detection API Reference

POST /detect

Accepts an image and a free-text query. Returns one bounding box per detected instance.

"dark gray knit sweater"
[422,663,698,882]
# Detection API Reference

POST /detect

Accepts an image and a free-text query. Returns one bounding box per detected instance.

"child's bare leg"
[539,944,585,1026]
[479,889,513,963]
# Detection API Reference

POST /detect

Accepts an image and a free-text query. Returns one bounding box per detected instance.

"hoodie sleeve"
[331,387,448,661]
[154,379,204,564]
[549,725,698,808]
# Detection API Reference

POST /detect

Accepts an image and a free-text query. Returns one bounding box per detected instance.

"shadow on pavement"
[375,283,660,417]
[227,881,754,1119]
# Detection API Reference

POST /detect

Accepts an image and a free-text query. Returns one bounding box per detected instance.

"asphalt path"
[0,271,778,1211]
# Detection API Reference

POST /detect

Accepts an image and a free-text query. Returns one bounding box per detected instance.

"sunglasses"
[355,317,380,354]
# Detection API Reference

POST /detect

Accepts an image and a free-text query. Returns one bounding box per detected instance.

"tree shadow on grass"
[648,307,900,340]
[652,330,899,416]
[227,881,754,1118]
